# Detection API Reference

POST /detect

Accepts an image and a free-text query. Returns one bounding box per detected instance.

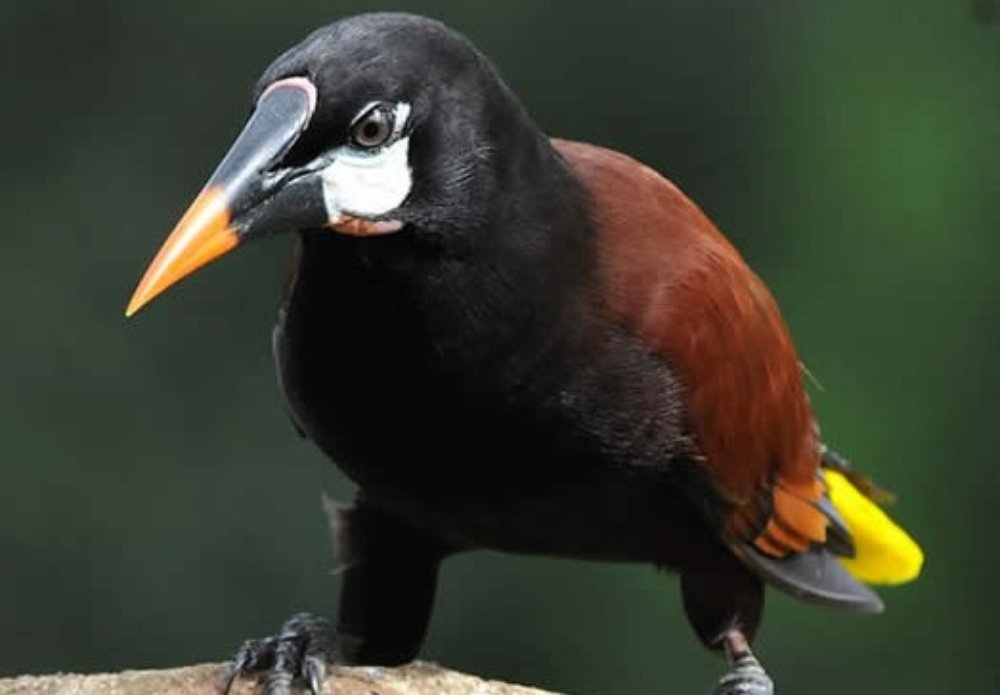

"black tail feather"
[734,543,884,614]
[815,494,855,558]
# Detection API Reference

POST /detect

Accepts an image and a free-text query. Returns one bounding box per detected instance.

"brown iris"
[350,104,395,149]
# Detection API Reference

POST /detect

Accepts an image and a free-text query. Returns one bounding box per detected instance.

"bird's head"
[126,13,544,316]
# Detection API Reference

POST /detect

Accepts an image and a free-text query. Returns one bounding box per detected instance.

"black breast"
[274,225,698,563]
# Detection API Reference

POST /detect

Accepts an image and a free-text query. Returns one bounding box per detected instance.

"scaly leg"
[713,628,773,695]
[679,544,772,694]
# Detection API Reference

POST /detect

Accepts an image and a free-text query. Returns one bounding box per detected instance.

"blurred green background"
[1,1,996,693]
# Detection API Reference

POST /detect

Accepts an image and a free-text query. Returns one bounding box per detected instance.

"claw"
[221,636,278,693]
[303,655,326,695]
[220,663,240,695]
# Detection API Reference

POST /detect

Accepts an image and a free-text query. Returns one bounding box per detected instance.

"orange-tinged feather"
[754,532,792,558]
[762,515,812,554]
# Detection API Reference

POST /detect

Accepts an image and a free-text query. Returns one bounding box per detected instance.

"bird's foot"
[712,652,774,695]
[222,612,337,695]
[711,628,773,695]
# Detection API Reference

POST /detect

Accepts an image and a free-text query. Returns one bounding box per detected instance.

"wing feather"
[554,138,827,556]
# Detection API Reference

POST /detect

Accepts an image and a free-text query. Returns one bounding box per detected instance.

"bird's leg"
[712,628,774,695]
[222,494,451,695]
[679,546,770,695]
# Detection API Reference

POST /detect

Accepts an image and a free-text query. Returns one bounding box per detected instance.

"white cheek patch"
[321,135,412,220]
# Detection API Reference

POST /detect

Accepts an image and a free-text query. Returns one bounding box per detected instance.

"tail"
[821,452,924,585]
[735,448,923,612]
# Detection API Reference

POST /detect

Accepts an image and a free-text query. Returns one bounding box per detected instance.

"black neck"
[291,140,594,384]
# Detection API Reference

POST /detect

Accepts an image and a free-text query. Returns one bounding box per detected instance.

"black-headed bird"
[126,13,922,695]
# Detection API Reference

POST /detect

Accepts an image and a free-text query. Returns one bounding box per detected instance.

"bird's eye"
[350,104,395,149]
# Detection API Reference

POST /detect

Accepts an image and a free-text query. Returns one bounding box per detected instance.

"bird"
[125,12,923,695]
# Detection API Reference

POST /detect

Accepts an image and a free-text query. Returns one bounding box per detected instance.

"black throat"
[288,134,595,386]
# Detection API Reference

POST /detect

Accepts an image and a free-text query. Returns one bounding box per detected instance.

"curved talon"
[222,636,278,693]
[303,655,327,695]
[220,664,240,695]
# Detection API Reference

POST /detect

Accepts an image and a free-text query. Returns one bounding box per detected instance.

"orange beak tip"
[124,187,238,317]
[124,297,143,318]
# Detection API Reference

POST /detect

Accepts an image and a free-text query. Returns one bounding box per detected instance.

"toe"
[222,637,277,693]
[263,629,307,695]
[221,613,337,694]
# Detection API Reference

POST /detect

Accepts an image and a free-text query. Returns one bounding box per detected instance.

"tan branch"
[0,662,560,695]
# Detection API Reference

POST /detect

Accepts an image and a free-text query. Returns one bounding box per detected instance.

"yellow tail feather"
[824,469,924,585]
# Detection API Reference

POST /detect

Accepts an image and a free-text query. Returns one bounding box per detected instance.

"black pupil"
[362,120,382,141]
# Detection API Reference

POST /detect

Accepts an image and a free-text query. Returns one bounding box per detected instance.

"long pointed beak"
[126,77,318,317]
[125,187,236,317]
